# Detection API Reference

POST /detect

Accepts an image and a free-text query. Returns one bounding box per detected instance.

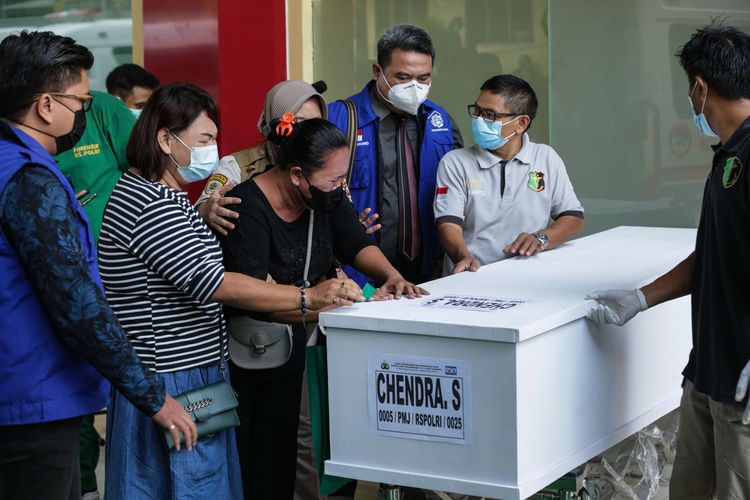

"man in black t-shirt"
[587,25,750,498]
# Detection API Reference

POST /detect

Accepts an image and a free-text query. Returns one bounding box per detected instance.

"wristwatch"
[531,232,549,249]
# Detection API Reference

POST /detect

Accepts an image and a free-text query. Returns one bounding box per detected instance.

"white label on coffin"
[367,353,472,444]
[421,294,529,312]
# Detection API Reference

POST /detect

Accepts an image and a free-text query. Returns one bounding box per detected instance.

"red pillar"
[142,0,287,200]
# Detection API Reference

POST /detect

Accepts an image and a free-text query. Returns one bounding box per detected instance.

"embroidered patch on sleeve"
[204,173,228,195]
[723,157,742,189]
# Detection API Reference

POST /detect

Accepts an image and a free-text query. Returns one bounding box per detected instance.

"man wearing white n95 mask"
[328,24,463,288]
[587,25,750,499]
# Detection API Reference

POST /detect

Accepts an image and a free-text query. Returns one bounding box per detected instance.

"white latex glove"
[735,360,750,424]
[585,289,648,326]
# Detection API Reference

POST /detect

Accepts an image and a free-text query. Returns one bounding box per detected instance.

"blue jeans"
[105,364,242,500]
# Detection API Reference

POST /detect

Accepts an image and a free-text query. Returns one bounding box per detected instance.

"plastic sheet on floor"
[580,411,679,500]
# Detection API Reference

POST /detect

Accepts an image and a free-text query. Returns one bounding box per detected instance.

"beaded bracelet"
[300,285,308,327]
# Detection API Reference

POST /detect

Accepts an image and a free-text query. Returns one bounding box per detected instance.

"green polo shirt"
[55,90,136,241]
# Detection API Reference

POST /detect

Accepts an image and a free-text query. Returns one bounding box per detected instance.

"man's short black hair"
[480,74,538,121]
[377,24,435,69]
[106,63,160,99]
[0,30,93,121]
[676,24,750,100]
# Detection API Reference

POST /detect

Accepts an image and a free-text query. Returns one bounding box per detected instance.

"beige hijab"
[257,80,328,137]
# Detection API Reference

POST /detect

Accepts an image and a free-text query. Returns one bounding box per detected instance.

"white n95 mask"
[377,69,430,115]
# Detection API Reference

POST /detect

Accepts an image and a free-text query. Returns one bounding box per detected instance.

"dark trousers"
[231,328,306,500]
[79,414,99,493]
[0,416,82,500]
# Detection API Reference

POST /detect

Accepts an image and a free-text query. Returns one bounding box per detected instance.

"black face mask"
[16,104,87,154]
[55,107,87,154]
[300,181,344,212]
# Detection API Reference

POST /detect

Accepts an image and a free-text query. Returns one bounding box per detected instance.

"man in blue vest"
[0,31,196,500]
[328,24,463,288]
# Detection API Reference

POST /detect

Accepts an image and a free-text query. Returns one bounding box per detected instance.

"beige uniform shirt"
[196,142,274,205]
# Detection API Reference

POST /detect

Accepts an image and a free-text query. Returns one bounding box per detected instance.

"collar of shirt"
[370,82,394,121]
[349,81,380,129]
[0,120,32,149]
[263,140,279,167]
[473,132,532,169]
[712,114,750,155]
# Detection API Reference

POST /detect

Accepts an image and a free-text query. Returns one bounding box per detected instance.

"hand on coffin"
[372,275,429,300]
[307,278,364,309]
[452,253,481,274]
[503,232,544,257]
[585,289,649,326]
[735,360,750,425]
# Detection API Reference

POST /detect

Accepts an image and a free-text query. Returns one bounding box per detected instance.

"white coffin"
[319,226,696,499]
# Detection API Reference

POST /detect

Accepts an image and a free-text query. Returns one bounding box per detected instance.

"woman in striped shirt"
[99,83,362,500]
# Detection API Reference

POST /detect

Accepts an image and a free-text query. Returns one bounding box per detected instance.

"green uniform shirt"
[56,90,136,241]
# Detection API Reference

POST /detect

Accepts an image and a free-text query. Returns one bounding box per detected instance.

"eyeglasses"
[467,104,518,123]
[46,93,94,112]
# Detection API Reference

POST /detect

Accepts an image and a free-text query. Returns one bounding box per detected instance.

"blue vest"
[328,82,457,285]
[0,123,109,425]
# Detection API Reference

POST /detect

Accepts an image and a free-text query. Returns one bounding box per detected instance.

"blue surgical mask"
[170,133,219,183]
[130,108,142,119]
[471,116,519,150]
[688,83,717,138]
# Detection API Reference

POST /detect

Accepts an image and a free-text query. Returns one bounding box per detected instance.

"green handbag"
[162,323,240,449]
[163,380,240,449]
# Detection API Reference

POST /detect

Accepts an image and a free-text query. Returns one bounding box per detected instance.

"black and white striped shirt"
[99,171,226,373]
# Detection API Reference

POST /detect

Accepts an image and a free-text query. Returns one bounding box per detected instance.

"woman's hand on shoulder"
[196,181,241,236]
[358,207,381,234]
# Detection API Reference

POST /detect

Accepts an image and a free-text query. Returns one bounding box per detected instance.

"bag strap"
[218,315,227,377]
[343,98,358,186]
[303,210,314,287]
